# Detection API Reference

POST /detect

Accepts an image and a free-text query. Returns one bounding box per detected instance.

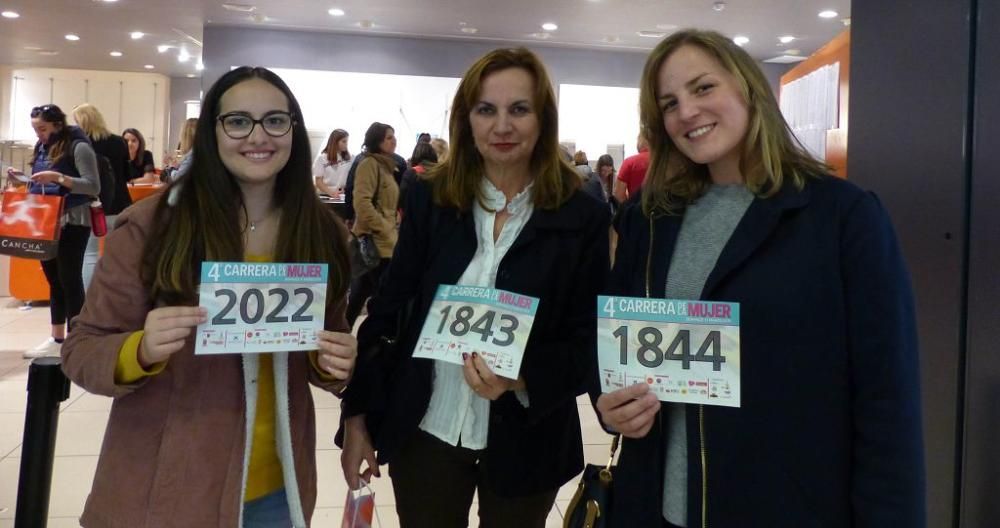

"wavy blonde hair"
[639,29,829,215]
[72,103,112,141]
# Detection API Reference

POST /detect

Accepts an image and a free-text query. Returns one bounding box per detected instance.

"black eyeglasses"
[217,111,295,139]
[30,105,58,118]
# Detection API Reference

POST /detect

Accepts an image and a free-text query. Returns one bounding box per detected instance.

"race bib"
[597,296,741,407]
[412,284,539,379]
[195,262,327,355]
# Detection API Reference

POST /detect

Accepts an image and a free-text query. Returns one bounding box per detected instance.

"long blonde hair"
[72,103,112,141]
[638,29,829,215]
[178,118,198,155]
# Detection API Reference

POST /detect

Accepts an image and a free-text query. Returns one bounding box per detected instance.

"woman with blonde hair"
[594,29,924,527]
[339,47,609,527]
[73,103,132,219]
[429,137,449,162]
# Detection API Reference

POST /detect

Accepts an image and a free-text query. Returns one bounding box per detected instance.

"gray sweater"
[662,183,754,526]
[62,141,101,227]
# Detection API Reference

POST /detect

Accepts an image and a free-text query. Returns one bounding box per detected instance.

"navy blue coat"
[605,176,925,527]
[341,177,611,496]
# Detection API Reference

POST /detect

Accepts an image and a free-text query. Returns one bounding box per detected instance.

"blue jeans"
[243,488,292,528]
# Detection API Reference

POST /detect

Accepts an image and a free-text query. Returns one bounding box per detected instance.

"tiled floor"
[0,296,614,527]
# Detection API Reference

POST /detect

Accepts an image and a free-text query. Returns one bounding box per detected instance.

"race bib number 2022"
[195,262,327,355]
[597,295,741,407]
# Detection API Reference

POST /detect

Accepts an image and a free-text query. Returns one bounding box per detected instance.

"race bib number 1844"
[597,296,741,407]
[195,262,327,355]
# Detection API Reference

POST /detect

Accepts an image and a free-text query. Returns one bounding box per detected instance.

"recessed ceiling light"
[65,34,80,41]
[178,48,191,62]
[23,46,43,51]
[110,51,123,57]
[328,8,345,16]
[541,22,558,31]
[1,10,20,18]
[779,35,795,44]
[38,50,60,56]
[144,64,155,69]
[733,35,750,46]
[460,27,478,34]
[157,44,171,53]
[358,19,374,29]
[130,31,144,40]
[186,74,196,78]
[637,30,666,38]
[221,3,255,12]
[531,32,552,39]
[98,0,120,3]
[603,35,621,43]
[712,2,726,12]
[195,61,205,71]
[819,10,838,18]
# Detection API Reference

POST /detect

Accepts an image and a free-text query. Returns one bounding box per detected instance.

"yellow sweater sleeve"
[114,331,167,384]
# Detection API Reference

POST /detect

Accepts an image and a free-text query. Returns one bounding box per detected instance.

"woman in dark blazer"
[595,29,924,527]
[339,47,610,527]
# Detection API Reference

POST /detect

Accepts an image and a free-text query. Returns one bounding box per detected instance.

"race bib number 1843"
[195,262,327,355]
[597,296,741,407]
[412,285,539,379]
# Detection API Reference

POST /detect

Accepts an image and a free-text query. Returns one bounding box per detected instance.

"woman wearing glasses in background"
[62,67,358,527]
[20,104,101,359]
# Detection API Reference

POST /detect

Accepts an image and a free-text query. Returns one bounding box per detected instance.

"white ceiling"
[0,0,851,78]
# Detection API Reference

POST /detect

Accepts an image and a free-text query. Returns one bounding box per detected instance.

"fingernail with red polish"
[472,352,478,358]
[462,353,469,360]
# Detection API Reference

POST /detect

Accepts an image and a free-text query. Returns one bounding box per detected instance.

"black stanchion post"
[14,356,71,528]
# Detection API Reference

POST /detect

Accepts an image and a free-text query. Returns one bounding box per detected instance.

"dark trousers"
[40,224,90,326]
[346,258,390,326]
[389,430,558,528]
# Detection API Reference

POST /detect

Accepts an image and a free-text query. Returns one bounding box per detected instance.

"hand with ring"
[461,351,525,400]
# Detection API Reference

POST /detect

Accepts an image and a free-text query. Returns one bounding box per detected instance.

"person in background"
[72,103,132,222]
[416,132,432,145]
[573,150,593,178]
[399,141,438,211]
[165,117,199,183]
[430,137,449,162]
[345,122,400,326]
[595,154,617,206]
[339,47,610,528]
[613,133,651,203]
[61,66,357,526]
[123,127,157,183]
[313,128,352,196]
[595,29,925,527]
[22,104,101,358]
[72,103,133,290]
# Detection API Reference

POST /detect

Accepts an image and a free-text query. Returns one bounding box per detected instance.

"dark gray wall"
[167,76,202,155]
[202,26,649,94]
[961,0,1000,525]
[849,0,978,526]
[760,62,793,98]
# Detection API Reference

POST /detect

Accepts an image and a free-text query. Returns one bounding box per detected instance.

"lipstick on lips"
[492,142,517,152]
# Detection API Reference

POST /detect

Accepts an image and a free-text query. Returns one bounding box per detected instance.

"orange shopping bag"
[0,190,65,259]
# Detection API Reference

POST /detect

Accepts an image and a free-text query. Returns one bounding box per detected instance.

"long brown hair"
[323,129,350,163]
[638,29,829,216]
[142,66,351,306]
[427,47,579,211]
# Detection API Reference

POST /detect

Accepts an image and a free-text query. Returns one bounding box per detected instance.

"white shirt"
[311,152,352,190]
[418,177,535,450]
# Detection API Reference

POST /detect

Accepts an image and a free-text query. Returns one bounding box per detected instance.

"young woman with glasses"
[62,67,358,526]
[21,104,102,358]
